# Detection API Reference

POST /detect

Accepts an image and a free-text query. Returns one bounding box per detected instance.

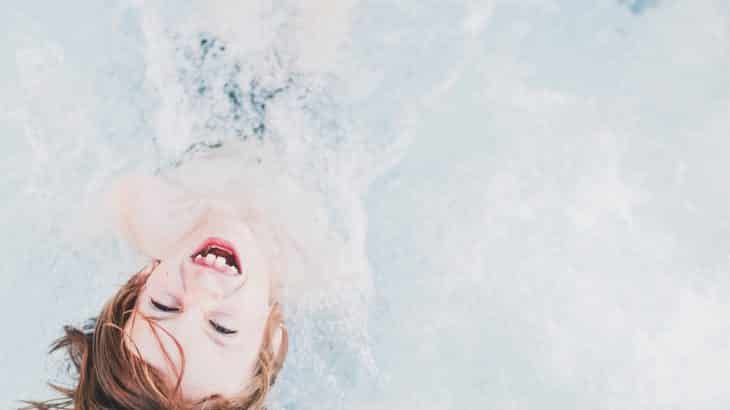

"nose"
[180,261,229,304]
[188,272,225,302]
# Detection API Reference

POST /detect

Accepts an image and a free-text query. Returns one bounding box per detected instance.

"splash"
[4,1,730,409]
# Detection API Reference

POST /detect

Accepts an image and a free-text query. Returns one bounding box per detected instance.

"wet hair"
[18,265,288,410]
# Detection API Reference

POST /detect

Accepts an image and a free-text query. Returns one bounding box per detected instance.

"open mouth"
[190,237,242,275]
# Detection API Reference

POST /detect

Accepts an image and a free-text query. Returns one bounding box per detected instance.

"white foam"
[4,0,730,409]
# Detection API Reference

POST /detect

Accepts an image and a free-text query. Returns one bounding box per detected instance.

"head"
[21,209,288,410]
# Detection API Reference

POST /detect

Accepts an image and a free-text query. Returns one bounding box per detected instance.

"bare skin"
[107,174,282,401]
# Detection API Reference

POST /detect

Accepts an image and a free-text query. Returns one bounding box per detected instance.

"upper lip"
[190,237,242,274]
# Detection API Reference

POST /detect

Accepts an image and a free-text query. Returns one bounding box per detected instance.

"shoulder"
[105,173,205,258]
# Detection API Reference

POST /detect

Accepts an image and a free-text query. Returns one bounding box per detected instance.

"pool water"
[2,1,730,409]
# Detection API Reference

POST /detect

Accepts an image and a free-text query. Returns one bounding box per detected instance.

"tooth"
[195,254,203,261]
[205,254,216,264]
[232,265,240,274]
[215,256,227,268]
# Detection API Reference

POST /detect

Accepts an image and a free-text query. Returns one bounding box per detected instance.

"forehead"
[123,306,260,400]
[125,285,268,399]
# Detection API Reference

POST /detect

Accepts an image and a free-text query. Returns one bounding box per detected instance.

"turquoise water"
[2,1,730,409]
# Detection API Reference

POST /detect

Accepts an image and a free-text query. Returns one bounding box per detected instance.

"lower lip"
[190,237,242,275]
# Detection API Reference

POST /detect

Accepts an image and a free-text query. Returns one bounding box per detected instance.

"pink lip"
[190,236,243,275]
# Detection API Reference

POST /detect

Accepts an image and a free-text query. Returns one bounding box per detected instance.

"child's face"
[124,208,272,401]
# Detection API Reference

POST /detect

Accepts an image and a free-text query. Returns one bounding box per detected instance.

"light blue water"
[2,1,730,409]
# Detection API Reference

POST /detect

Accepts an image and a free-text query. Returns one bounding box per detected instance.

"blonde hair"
[19,265,288,410]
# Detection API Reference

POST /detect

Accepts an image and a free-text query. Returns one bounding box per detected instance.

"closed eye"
[210,320,237,335]
[150,299,179,313]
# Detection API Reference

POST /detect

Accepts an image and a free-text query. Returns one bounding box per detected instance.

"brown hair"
[18,265,288,410]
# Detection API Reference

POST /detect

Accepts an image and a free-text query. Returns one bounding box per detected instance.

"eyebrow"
[209,333,227,348]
